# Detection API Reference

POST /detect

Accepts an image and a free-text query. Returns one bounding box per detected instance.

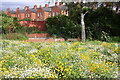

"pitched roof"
[58,5,68,10]
[30,8,37,13]
[9,5,68,14]
[19,10,25,13]
[10,11,16,14]
[42,7,52,12]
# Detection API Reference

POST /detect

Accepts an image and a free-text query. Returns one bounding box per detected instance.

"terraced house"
[6,2,68,21]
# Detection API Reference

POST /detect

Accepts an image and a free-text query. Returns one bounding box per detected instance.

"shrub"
[85,6,119,41]
[18,18,32,21]
[46,15,81,38]
[1,12,17,34]
[110,36,120,42]
[2,33,28,40]
[15,26,40,34]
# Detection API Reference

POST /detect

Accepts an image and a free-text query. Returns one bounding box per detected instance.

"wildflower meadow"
[0,40,119,78]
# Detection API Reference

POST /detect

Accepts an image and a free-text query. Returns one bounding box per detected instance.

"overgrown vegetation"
[46,15,81,38]
[1,40,119,78]
[15,26,40,34]
[1,11,41,40]
[46,4,120,42]
[85,6,120,41]
[2,33,28,40]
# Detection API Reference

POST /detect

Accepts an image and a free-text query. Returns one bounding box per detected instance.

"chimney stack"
[24,6,29,10]
[45,4,49,7]
[39,5,42,8]
[7,8,10,12]
[34,5,37,9]
[16,8,20,11]
[59,2,63,6]
[55,2,58,6]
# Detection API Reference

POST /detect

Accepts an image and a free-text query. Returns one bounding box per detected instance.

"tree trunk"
[81,13,86,42]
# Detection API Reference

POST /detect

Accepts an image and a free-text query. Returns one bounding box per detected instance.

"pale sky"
[1,0,62,11]
[1,0,58,2]
[1,0,120,11]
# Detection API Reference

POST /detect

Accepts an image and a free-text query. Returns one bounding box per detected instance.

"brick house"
[6,2,68,21]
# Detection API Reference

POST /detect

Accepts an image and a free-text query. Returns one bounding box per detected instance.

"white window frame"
[49,12,51,16]
[26,13,30,18]
[27,14,30,17]
[37,13,40,17]
[38,13,42,17]
[52,12,55,16]
[56,12,59,15]
[17,14,20,17]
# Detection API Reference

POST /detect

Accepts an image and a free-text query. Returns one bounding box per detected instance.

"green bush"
[2,33,28,40]
[46,15,81,38]
[18,18,32,21]
[15,26,40,34]
[110,36,120,42]
[85,6,119,41]
[1,11,40,34]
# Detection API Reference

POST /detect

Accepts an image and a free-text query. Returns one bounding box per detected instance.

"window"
[56,12,59,15]
[52,12,55,16]
[16,14,20,17]
[25,14,27,17]
[49,12,51,17]
[38,13,42,17]
[17,14,20,17]
[37,13,39,16]
[26,13,30,18]
[28,14,30,17]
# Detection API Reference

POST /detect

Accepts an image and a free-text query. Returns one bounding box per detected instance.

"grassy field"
[0,40,119,78]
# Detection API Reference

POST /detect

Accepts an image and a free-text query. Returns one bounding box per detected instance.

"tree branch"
[83,11,88,16]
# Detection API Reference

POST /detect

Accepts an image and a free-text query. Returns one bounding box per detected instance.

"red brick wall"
[51,6,61,16]
[10,14,16,17]
[21,13,25,19]
[36,8,45,21]
[25,9,31,18]
[19,21,46,31]
[44,12,49,20]
[28,33,50,38]
[31,13,36,20]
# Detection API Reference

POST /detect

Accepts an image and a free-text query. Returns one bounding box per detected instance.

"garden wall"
[19,21,46,31]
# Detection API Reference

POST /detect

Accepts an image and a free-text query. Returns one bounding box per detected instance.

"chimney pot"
[7,8,10,12]
[39,5,42,8]
[55,2,58,6]
[24,6,29,10]
[59,2,63,6]
[34,5,37,9]
[16,8,20,11]
[45,4,49,7]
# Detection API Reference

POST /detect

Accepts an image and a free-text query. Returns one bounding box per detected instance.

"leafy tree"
[61,1,119,41]
[46,15,81,39]
[65,1,89,42]
[1,12,17,33]
[85,6,119,41]
[67,2,82,24]
[1,11,38,34]
[48,0,92,42]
